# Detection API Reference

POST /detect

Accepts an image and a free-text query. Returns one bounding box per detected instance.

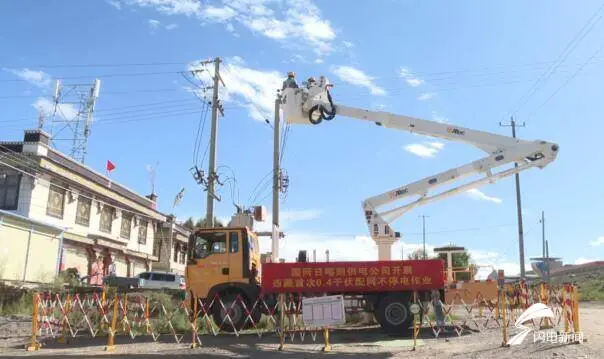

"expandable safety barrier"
[411,280,582,345]
[25,281,582,352]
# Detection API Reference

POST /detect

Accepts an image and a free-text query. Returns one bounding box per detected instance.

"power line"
[510,2,604,115]
[0,148,161,221]
[527,39,604,119]
[0,70,183,84]
[0,61,188,69]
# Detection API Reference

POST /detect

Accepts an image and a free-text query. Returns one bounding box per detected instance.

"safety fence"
[24,281,582,352]
[417,281,582,345]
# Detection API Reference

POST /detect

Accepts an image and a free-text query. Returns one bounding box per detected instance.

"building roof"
[0,129,166,222]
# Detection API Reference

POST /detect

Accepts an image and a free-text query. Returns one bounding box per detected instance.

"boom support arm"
[280,83,559,260]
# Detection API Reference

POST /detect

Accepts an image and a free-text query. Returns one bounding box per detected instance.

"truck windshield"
[191,231,227,259]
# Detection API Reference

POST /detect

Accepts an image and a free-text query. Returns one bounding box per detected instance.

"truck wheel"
[375,293,413,335]
[213,293,248,332]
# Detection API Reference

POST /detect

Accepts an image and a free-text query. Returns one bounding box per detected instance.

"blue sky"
[1,0,603,274]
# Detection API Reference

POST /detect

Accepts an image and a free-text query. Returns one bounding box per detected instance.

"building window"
[173,243,179,262]
[46,184,66,218]
[0,171,21,210]
[153,238,161,258]
[179,248,186,264]
[120,213,132,239]
[99,205,114,233]
[75,196,91,226]
[138,219,148,244]
[229,232,239,253]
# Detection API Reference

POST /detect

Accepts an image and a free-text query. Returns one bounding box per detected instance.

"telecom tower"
[42,79,101,164]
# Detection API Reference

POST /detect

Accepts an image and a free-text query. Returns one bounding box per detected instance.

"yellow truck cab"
[186,226,263,329]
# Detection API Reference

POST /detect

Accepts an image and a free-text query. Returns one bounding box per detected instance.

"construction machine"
[185,75,559,334]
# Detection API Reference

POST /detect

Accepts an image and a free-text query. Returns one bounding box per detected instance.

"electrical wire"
[527,39,604,119]
[510,2,604,115]
[0,148,160,221]
[0,61,188,69]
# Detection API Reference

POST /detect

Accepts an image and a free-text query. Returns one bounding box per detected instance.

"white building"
[0,129,165,283]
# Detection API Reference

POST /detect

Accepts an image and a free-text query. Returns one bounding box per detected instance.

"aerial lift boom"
[281,79,559,260]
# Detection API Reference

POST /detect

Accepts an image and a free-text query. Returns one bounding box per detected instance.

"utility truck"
[185,76,559,334]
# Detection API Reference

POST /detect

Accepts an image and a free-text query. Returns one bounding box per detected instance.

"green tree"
[182,217,195,230]
[438,251,473,281]
[437,251,471,269]
[195,216,226,228]
[407,248,434,260]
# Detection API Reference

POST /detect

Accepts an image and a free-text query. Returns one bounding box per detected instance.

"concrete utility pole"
[419,215,429,260]
[271,95,281,262]
[205,57,225,228]
[500,117,526,278]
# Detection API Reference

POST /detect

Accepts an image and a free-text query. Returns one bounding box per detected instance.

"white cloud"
[124,0,336,53]
[431,112,449,124]
[574,257,597,265]
[342,40,354,48]
[4,68,51,88]
[189,56,283,122]
[465,189,502,204]
[165,23,179,30]
[589,237,604,247]
[129,0,201,16]
[331,66,386,96]
[315,58,324,64]
[264,232,440,263]
[107,0,122,9]
[148,19,161,28]
[226,23,235,32]
[467,250,532,277]
[254,209,322,233]
[398,67,423,87]
[403,142,444,158]
[202,6,236,22]
[418,92,436,101]
[33,97,79,120]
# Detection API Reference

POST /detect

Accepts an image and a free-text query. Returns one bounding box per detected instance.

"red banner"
[261,259,444,293]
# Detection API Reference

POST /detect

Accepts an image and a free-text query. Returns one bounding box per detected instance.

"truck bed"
[261,259,445,293]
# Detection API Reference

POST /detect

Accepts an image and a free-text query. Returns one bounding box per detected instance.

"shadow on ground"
[2,325,478,358]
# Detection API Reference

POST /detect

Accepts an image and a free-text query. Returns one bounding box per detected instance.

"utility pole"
[271,94,281,262]
[500,117,526,278]
[204,57,225,228]
[540,210,549,282]
[419,215,428,260]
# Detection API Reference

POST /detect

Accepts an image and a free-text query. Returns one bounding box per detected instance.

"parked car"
[137,271,185,290]
[103,275,143,289]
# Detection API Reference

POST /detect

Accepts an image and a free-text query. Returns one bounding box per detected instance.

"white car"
[137,271,185,290]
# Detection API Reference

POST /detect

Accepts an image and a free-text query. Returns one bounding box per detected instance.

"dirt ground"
[0,302,602,359]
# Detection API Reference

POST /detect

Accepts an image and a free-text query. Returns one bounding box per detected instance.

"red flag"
[106,160,116,173]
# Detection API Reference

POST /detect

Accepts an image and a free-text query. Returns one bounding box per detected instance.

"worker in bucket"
[306,76,317,89]
[282,71,298,91]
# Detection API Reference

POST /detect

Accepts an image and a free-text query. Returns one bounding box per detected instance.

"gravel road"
[1,302,602,358]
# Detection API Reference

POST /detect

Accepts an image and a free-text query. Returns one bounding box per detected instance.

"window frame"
[75,195,92,227]
[138,219,148,244]
[99,205,114,234]
[0,171,21,210]
[191,231,227,259]
[120,213,132,239]
[46,183,66,219]
[229,231,239,253]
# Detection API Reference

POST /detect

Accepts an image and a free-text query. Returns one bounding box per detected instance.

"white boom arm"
[280,81,559,260]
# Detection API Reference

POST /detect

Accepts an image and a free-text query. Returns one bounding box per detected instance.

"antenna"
[146,161,159,194]
[45,78,101,164]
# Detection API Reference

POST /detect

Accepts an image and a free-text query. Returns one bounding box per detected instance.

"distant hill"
[549,261,604,301]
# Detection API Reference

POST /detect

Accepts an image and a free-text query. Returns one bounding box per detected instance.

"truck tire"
[213,293,250,332]
[375,293,413,335]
